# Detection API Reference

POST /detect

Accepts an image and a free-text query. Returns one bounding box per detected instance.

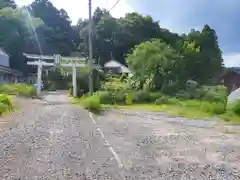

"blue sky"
[16,0,240,67]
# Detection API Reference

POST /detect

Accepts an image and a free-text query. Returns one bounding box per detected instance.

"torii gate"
[23,53,87,98]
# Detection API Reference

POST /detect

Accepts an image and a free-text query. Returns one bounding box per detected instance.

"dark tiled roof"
[229,67,240,75]
[0,66,23,76]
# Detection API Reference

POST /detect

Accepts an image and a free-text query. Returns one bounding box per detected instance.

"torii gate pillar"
[72,63,77,97]
[37,61,42,97]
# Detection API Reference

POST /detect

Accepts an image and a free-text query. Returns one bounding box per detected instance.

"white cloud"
[15,0,133,24]
[223,53,240,67]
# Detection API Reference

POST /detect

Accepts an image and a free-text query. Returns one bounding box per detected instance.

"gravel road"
[0,92,120,180]
[0,92,240,179]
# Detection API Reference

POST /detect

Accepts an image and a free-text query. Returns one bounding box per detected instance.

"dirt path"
[0,92,240,179]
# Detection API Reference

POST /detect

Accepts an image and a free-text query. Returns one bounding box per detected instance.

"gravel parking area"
[0,92,240,179]
[96,110,240,180]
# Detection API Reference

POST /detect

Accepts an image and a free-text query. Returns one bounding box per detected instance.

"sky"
[15,0,240,67]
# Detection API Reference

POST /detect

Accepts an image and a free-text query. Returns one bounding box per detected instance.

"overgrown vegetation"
[76,95,102,113]
[0,94,13,116]
[75,76,240,123]
[0,84,36,97]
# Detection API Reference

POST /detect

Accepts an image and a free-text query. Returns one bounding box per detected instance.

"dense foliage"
[0,84,36,97]
[0,0,223,85]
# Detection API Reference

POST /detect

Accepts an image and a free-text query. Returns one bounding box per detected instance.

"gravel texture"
[0,92,121,180]
[97,110,240,180]
[1,92,240,179]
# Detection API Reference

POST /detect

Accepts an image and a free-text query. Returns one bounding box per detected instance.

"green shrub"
[120,73,128,82]
[232,100,240,116]
[201,85,227,103]
[176,91,191,99]
[113,90,126,104]
[81,96,102,112]
[149,92,162,102]
[125,93,133,105]
[130,91,162,103]
[0,94,12,110]
[161,82,182,96]
[212,103,226,114]
[101,76,130,91]
[155,96,169,105]
[200,101,226,115]
[0,102,8,116]
[203,91,222,102]
[168,98,180,105]
[98,91,114,104]
[0,94,13,115]
[0,84,36,97]
[132,91,151,103]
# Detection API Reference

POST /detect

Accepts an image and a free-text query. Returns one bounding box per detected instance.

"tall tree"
[182,25,223,83]
[0,7,43,71]
[200,24,223,78]
[126,38,183,91]
[30,0,75,55]
[0,0,16,9]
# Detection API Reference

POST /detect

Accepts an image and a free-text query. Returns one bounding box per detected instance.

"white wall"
[0,53,10,67]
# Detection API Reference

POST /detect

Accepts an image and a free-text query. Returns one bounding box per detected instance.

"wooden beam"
[24,53,86,61]
[27,61,87,67]
[27,61,54,66]
[23,53,54,60]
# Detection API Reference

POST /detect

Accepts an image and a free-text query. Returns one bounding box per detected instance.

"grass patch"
[110,103,213,119]
[70,90,240,124]
[0,84,36,97]
[70,95,102,113]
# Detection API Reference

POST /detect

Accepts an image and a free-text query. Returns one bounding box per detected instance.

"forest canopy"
[0,0,223,85]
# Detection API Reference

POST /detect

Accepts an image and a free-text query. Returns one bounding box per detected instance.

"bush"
[155,96,169,105]
[125,93,133,105]
[201,85,227,103]
[81,96,102,112]
[132,91,151,103]
[161,82,182,96]
[168,98,180,105]
[113,91,126,104]
[0,102,8,116]
[130,91,162,103]
[149,92,162,102]
[203,91,223,102]
[232,100,240,116]
[0,94,13,115]
[97,91,114,104]
[0,94,12,110]
[101,76,130,92]
[201,101,226,115]
[176,90,191,99]
[212,103,226,114]
[0,84,36,97]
